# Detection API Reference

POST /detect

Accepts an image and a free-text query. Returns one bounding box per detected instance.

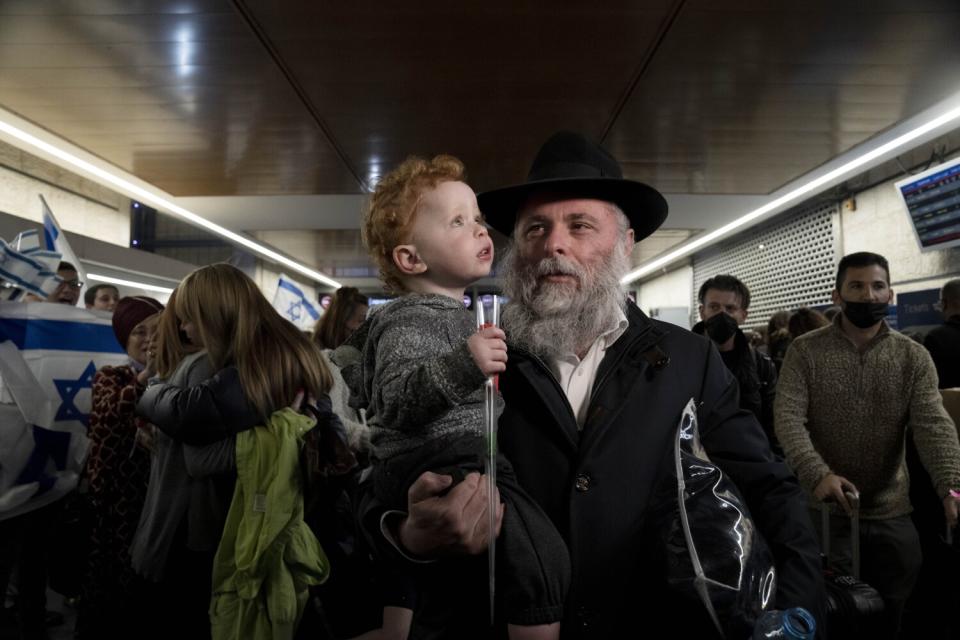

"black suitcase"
[819,493,886,638]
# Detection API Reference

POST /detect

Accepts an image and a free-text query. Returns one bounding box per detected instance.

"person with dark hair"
[698,275,752,313]
[833,252,891,292]
[22,262,83,306]
[909,277,960,636]
[692,274,780,454]
[83,284,119,312]
[768,310,790,336]
[787,308,830,340]
[775,251,960,638]
[766,310,792,373]
[314,287,372,454]
[50,261,82,306]
[313,287,369,350]
[923,278,960,389]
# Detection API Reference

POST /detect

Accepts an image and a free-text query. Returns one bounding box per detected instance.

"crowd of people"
[0,131,958,640]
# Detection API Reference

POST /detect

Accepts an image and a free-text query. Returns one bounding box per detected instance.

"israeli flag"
[0,302,128,520]
[40,194,86,304]
[271,274,320,331]
[0,229,62,301]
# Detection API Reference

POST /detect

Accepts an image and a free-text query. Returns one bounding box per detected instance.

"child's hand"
[136,424,157,453]
[467,327,507,377]
[289,389,317,413]
[137,336,158,385]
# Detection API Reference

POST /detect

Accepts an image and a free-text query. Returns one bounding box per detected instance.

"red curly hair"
[362,154,466,293]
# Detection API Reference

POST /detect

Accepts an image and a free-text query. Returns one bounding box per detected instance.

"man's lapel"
[512,358,580,453]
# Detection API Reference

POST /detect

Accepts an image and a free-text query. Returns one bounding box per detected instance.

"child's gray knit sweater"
[341,293,502,460]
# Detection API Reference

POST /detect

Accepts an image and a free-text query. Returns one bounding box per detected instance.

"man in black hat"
[367,131,825,638]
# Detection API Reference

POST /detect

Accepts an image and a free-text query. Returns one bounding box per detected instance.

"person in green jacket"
[137,263,340,639]
[211,406,329,640]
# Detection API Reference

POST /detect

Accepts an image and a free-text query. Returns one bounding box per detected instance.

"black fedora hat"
[477,131,668,241]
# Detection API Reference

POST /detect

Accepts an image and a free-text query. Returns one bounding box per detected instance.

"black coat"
[137,366,344,457]
[924,316,960,389]
[691,322,781,455]
[365,304,825,639]
[137,367,261,445]
[496,305,823,638]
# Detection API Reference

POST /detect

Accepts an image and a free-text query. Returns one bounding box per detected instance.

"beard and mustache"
[499,240,631,359]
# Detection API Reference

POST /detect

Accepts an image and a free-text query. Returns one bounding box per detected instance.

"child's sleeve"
[372,317,487,431]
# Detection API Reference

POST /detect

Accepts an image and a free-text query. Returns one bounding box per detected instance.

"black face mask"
[841,299,888,329]
[705,312,739,345]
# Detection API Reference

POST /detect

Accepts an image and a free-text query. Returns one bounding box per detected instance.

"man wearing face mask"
[775,251,960,639]
[692,275,780,455]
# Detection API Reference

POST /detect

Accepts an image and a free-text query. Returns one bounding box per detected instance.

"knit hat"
[112,296,165,348]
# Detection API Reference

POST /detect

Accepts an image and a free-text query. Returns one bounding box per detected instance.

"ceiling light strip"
[621,101,960,284]
[87,272,175,294]
[0,118,341,289]
[80,258,183,284]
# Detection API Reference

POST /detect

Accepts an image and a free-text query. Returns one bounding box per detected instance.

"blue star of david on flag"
[287,299,303,322]
[0,299,128,518]
[15,426,72,494]
[52,361,97,426]
[272,274,320,331]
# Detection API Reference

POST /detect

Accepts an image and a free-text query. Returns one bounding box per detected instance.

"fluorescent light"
[80,258,182,285]
[87,272,174,294]
[622,97,960,284]
[0,111,342,289]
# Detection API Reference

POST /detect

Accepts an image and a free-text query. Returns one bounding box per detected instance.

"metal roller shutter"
[692,203,840,330]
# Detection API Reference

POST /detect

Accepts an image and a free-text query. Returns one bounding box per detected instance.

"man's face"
[47,269,81,306]
[699,289,748,325]
[512,195,633,303]
[89,286,119,311]
[832,264,893,306]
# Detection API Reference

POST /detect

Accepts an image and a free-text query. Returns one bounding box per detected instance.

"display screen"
[895,156,960,252]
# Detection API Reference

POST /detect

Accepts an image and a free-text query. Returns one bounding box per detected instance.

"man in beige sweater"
[775,251,960,638]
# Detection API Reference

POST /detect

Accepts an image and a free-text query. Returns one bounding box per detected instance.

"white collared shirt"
[547,308,628,428]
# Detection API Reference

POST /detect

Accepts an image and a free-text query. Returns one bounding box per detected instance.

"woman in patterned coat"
[76,296,164,638]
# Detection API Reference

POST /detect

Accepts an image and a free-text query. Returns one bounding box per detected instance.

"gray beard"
[500,242,630,359]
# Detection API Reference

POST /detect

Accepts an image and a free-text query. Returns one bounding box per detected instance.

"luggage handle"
[820,490,860,580]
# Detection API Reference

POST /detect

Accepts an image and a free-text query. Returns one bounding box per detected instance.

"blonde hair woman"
[176,263,331,417]
[136,264,340,639]
[139,263,333,442]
